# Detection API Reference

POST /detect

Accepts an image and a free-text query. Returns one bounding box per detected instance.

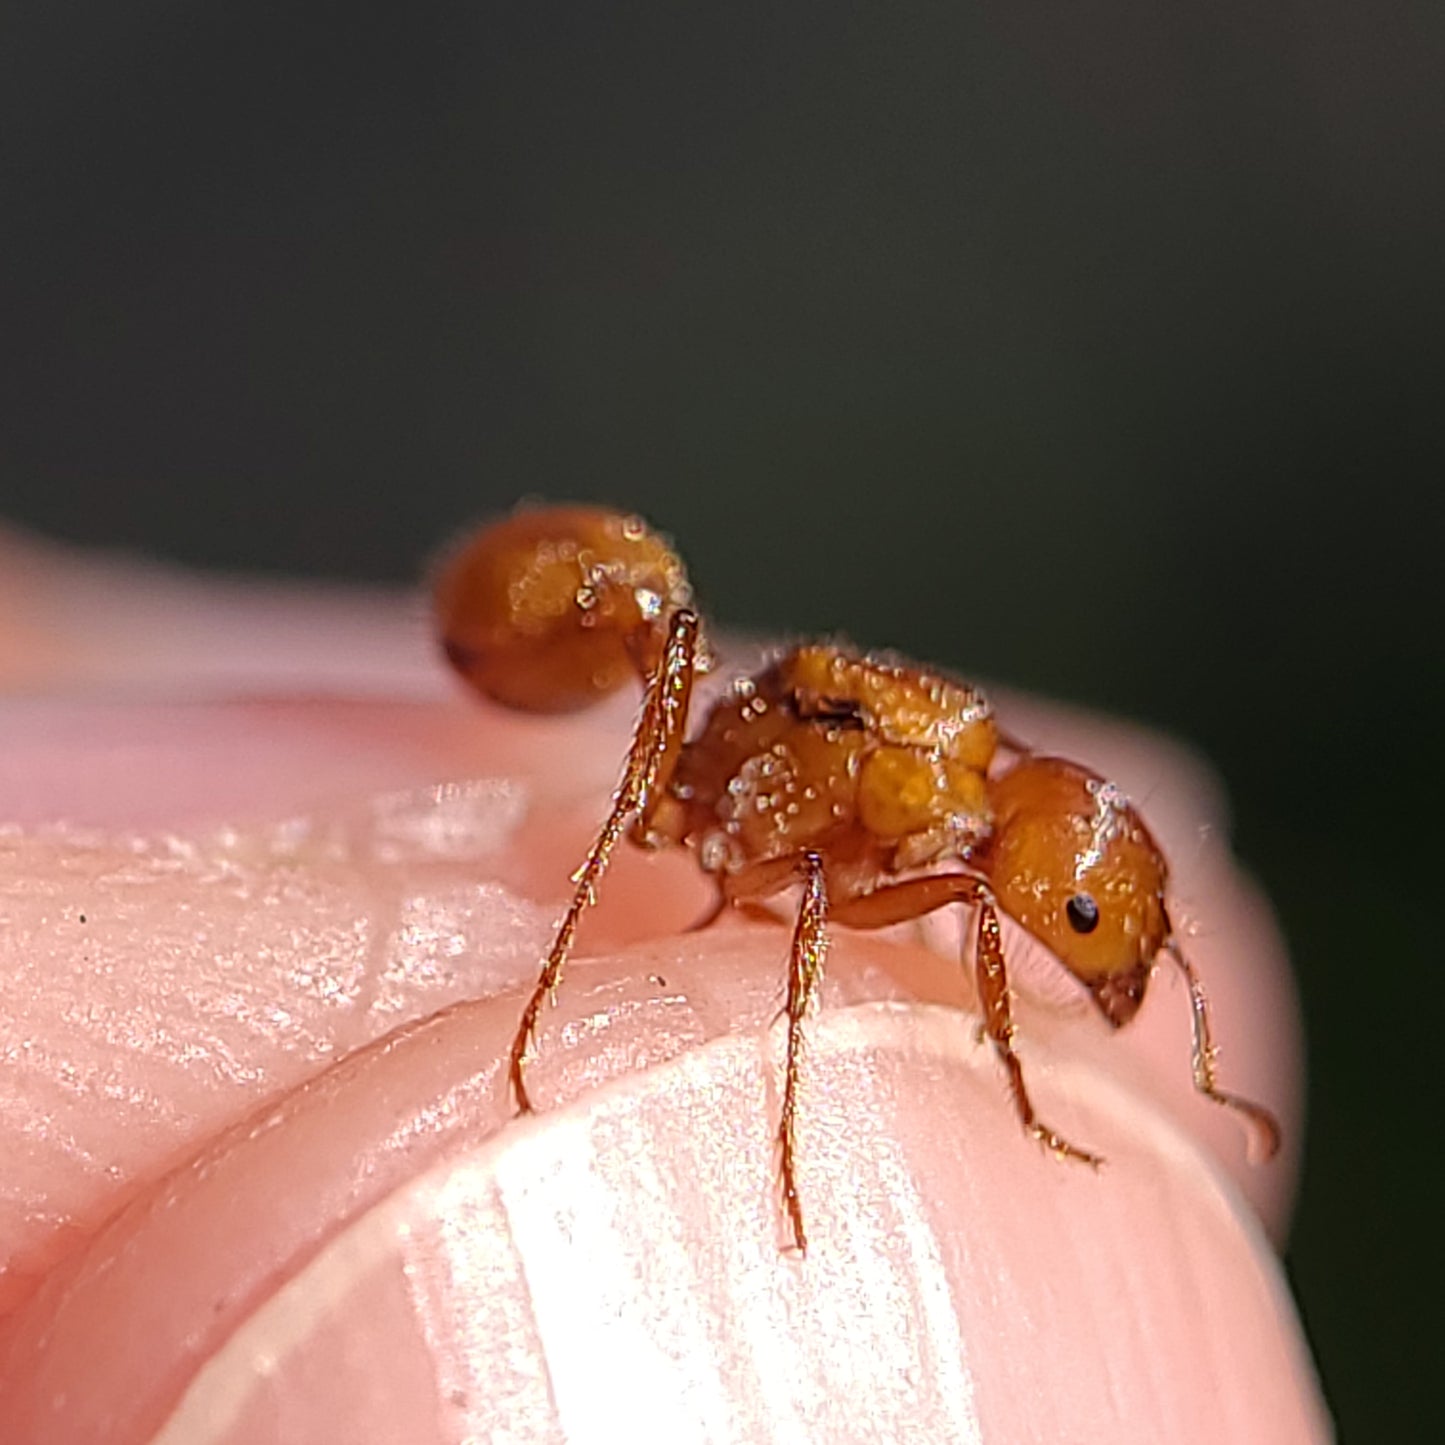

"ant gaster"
[435,504,1281,1253]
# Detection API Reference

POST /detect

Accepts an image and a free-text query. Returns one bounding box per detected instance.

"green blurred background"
[3,5,1440,1435]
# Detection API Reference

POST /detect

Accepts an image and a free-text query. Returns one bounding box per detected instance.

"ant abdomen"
[434,505,698,713]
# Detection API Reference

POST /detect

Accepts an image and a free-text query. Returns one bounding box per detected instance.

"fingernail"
[154,1006,1328,1444]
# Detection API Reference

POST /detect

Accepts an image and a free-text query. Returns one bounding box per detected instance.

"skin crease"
[0,526,1330,1443]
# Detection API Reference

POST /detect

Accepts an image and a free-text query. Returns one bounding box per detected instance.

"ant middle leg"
[831,874,1102,1167]
[685,849,830,934]
[780,852,829,1254]
[713,850,832,1252]
[508,608,702,1113]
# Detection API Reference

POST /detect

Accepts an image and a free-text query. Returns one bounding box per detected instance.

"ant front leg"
[831,874,1103,1168]
[508,608,702,1113]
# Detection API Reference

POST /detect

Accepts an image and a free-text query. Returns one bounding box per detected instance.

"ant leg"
[779,852,829,1255]
[713,850,832,1252]
[971,900,1102,1167]
[1163,941,1282,1160]
[831,874,1102,1167]
[680,852,820,931]
[994,725,1033,757]
[508,608,702,1113]
[683,891,728,933]
[684,850,812,932]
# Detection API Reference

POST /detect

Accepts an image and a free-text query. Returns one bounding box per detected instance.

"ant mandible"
[434,504,1281,1253]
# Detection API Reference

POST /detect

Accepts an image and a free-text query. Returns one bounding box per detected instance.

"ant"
[434,504,1281,1253]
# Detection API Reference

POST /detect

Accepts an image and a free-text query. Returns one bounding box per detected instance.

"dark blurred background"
[2,3,1440,1434]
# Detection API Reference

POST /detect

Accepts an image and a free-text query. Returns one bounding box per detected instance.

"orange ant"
[434,504,1281,1252]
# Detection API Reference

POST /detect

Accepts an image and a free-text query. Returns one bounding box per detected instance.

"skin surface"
[0,525,1329,1442]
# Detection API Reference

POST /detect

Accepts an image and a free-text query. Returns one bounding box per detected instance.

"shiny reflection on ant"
[434,505,1281,1253]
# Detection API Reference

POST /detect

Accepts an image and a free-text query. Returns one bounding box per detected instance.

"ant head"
[434,505,699,712]
[987,756,1170,1028]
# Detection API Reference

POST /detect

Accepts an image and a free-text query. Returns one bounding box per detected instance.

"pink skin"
[0,527,1329,1442]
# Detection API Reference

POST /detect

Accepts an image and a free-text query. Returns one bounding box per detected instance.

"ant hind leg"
[507,609,702,1113]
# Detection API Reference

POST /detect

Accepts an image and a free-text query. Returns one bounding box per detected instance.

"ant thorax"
[648,645,998,886]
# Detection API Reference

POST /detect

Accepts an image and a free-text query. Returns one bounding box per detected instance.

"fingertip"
[0,531,1324,1440]
[90,998,1328,1444]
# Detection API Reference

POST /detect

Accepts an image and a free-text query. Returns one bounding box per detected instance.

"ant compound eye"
[1066,893,1100,934]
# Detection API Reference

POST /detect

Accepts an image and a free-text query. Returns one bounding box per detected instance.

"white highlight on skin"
[365,779,529,865]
